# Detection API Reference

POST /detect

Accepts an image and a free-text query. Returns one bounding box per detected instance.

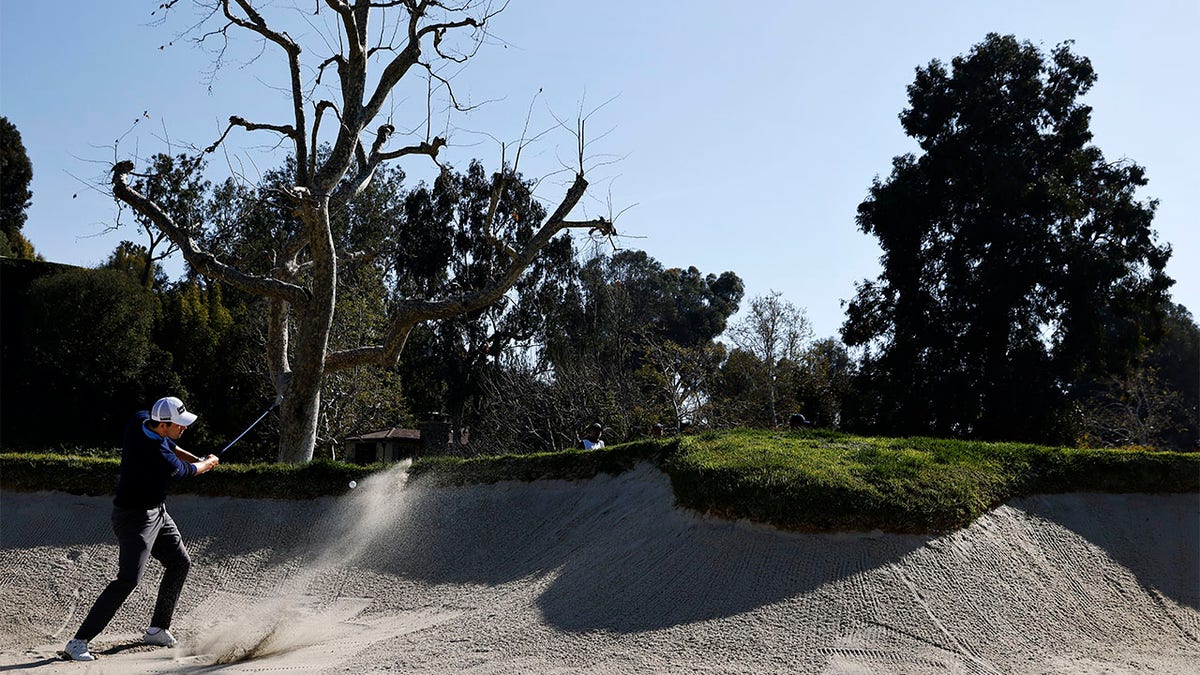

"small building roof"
[346,427,421,442]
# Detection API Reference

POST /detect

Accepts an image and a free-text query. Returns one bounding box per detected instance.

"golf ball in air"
[348,480,357,489]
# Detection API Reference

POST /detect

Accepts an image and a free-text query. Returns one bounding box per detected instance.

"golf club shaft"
[218,400,279,455]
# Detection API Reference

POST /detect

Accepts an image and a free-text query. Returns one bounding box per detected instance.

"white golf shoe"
[143,627,177,647]
[63,638,95,661]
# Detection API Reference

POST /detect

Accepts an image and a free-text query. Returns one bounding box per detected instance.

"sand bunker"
[1,463,1197,673]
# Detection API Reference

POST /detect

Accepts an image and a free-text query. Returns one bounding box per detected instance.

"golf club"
[218,395,282,456]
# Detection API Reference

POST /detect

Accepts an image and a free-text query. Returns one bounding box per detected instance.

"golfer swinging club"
[63,396,219,662]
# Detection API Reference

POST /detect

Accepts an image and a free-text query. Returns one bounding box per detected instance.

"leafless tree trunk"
[111,1,614,462]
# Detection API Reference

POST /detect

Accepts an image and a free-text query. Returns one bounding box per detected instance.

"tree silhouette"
[842,34,1173,442]
[0,117,38,259]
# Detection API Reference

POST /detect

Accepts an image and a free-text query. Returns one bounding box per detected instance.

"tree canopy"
[0,117,38,260]
[24,268,171,442]
[460,251,743,451]
[841,34,1173,442]
[395,161,570,441]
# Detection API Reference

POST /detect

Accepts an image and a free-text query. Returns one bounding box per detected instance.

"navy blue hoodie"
[112,411,198,509]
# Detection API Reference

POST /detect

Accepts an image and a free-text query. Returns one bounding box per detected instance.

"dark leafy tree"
[468,251,742,452]
[155,280,248,452]
[1149,304,1200,449]
[395,161,569,443]
[201,169,300,276]
[0,117,38,260]
[532,251,743,440]
[125,154,210,290]
[25,268,179,445]
[1073,303,1198,449]
[792,338,856,429]
[103,241,169,290]
[97,238,276,459]
[842,34,1173,442]
[0,258,69,446]
[547,250,742,366]
[708,347,767,428]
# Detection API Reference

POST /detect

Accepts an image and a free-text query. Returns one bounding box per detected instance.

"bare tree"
[1074,368,1188,449]
[111,1,615,462]
[728,291,813,427]
[639,338,724,432]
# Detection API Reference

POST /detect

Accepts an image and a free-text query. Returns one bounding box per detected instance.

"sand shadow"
[95,640,156,656]
[338,466,927,632]
[0,490,339,571]
[535,518,924,632]
[1012,492,1199,611]
[0,643,160,672]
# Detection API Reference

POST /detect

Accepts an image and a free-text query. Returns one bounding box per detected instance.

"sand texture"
[1,464,1197,673]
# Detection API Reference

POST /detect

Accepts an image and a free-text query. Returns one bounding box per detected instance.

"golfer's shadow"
[0,657,63,671]
[97,640,151,656]
[0,642,152,672]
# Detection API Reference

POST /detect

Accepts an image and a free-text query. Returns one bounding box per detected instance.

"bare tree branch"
[332,128,445,203]
[226,115,298,142]
[376,136,446,162]
[360,5,488,132]
[214,2,311,182]
[377,172,614,365]
[326,345,388,371]
[326,168,615,371]
[292,249,376,275]
[112,160,309,304]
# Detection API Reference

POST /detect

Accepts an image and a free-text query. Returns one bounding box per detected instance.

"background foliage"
[1,34,1196,457]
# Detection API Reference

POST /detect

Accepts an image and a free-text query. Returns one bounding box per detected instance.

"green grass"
[664,429,1198,532]
[3,430,1196,533]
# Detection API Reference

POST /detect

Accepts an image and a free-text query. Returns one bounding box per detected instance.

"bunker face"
[1,465,1197,674]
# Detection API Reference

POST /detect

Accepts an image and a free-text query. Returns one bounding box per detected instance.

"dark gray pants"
[74,505,191,641]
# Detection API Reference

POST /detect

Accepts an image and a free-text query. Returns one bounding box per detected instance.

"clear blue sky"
[2,1,1196,339]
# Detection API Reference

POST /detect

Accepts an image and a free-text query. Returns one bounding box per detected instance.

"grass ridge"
[2,430,1196,533]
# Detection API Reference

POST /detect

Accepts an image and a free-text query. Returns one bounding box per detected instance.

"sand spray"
[189,460,416,664]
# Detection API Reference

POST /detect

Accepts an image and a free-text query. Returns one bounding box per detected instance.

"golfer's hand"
[195,454,219,475]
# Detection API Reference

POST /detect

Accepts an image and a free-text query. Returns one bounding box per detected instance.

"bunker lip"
[1,465,1197,674]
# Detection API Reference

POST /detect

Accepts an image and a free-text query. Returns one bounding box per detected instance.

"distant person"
[649,423,665,438]
[63,397,220,662]
[582,422,606,450]
[789,413,814,430]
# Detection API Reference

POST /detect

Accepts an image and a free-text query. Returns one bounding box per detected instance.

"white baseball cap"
[150,397,198,426]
